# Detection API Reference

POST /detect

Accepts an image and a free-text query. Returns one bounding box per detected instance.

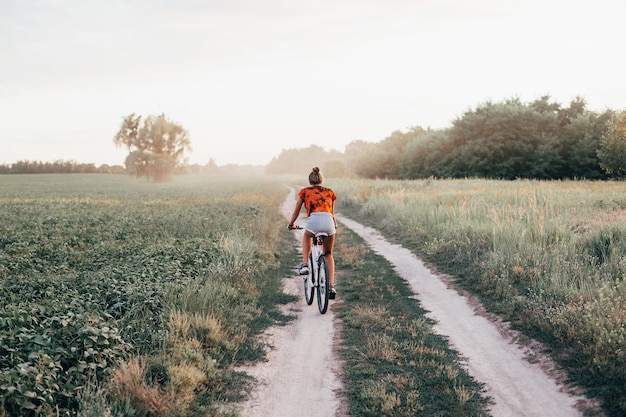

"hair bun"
[308,167,323,185]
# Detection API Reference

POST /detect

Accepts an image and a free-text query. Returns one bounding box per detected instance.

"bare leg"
[302,230,313,264]
[323,234,335,286]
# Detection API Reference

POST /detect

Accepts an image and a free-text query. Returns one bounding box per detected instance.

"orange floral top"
[298,185,337,217]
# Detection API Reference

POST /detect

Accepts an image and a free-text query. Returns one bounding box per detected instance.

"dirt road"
[339,216,593,417]
[238,190,595,417]
[237,188,345,417]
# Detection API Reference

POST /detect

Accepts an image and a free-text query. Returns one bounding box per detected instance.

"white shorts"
[305,212,336,235]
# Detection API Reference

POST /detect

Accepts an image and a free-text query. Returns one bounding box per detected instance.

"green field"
[0,174,296,416]
[332,177,626,417]
[2,174,624,417]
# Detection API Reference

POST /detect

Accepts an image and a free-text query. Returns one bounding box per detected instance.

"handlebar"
[288,224,303,230]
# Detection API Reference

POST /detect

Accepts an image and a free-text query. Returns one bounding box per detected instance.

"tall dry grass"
[332,177,626,417]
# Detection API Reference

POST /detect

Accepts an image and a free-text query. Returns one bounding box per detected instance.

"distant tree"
[344,140,375,176]
[323,158,353,178]
[441,99,552,179]
[344,129,425,179]
[375,129,417,178]
[265,145,341,176]
[265,148,303,175]
[598,110,626,177]
[4,159,105,174]
[345,96,609,180]
[113,113,191,182]
[555,103,610,179]
[113,113,141,152]
[529,95,561,115]
[206,158,218,171]
[433,97,607,179]
[398,129,451,178]
[186,158,220,174]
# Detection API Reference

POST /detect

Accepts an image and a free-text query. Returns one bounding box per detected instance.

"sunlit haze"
[2,0,625,167]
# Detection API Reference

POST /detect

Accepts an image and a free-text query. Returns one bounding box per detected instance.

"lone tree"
[597,110,626,178]
[113,113,191,182]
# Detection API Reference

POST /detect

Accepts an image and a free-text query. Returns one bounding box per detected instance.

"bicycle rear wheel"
[317,255,330,314]
[304,252,315,305]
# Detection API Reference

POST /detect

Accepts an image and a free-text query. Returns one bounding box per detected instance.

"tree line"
[267,96,626,180]
[0,160,126,175]
[4,96,625,180]
[1,114,193,180]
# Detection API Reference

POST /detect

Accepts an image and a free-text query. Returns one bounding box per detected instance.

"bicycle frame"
[314,232,330,313]
[309,233,326,283]
[297,228,330,314]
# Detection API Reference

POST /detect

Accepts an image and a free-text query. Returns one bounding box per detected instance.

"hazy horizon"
[2,0,625,166]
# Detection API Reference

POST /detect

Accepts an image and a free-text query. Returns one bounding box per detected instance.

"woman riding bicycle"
[288,167,337,298]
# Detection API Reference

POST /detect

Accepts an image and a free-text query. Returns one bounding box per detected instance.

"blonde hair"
[308,167,323,185]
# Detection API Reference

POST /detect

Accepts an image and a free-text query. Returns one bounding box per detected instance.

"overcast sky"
[2,0,625,166]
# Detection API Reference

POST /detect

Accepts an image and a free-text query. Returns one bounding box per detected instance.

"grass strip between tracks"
[333,223,492,417]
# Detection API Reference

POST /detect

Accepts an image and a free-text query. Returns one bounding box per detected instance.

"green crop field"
[0,174,296,417]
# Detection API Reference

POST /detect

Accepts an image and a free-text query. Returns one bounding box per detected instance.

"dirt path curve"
[238,188,345,417]
[239,190,594,417]
[338,216,591,417]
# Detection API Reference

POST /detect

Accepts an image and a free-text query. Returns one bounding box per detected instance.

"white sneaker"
[298,263,309,275]
[329,285,336,299]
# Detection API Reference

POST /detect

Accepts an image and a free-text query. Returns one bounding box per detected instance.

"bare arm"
[289,197,304,226]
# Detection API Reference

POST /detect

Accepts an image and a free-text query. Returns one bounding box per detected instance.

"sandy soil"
[238,190,599,417]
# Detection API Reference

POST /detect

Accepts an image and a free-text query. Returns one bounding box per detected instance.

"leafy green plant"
[0,306,128,415]
[0,174,297,416]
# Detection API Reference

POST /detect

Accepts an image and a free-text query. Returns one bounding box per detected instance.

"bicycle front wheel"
[304,252,315,305]
[317,255,330,314]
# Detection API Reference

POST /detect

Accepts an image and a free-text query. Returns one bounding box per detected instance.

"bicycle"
[291,226,331,314]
